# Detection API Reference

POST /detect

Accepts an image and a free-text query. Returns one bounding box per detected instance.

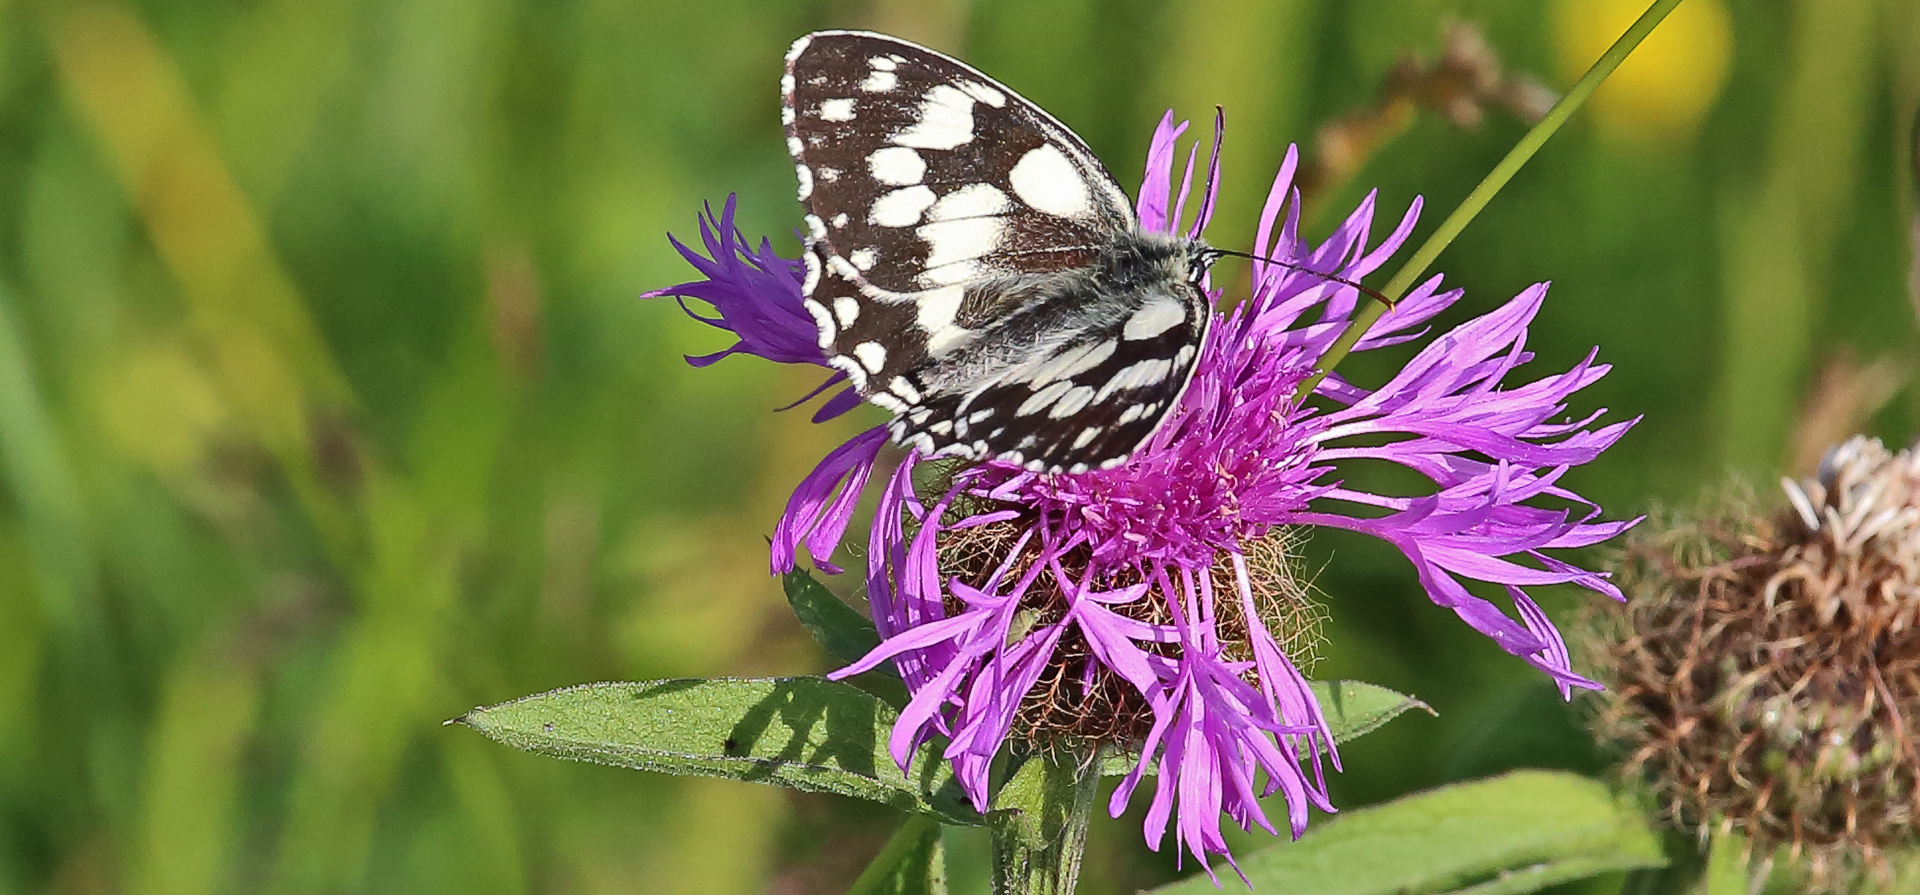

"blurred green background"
[0,0,1915,893]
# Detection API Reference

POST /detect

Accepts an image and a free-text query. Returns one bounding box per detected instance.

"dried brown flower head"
[1588,436,1920,890]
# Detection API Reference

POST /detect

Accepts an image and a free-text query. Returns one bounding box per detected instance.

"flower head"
[1587,436,1920,891]
[650,112,1636,873]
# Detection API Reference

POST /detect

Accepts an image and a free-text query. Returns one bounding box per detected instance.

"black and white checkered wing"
[783,30,1209,473]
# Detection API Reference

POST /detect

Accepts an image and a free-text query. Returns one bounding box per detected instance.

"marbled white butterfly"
[784,31,1217,475]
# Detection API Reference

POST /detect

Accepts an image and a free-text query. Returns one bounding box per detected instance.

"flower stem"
[988,746,1102,895]
[1293,0,1688,402]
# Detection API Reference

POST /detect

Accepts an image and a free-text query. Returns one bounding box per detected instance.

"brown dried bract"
[1587,437,1920,891]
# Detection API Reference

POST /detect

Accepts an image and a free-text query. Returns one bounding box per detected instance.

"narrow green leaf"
[1101,680,1431,776]
[782,569,909,706]
[1147,770,1665,895]
[848,815,948,895]
[1311,680,1435,747]
[450,677,981,825]
[783,568,883,665]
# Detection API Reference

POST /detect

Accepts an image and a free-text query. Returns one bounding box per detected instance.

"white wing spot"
[1072,427,1103,449]
[889,376,921,403]
[826,254,865,283]
[929,420,953,435]
[819,167,841,182]
[959,80,1007,107]
[920,217,1003,271]
[1123,294,1186,340]
[927,325,975,356]
[786,135,804,158]
[871,393,906,413]
[831,212,849,228]
[918,259,979,287]
[1023,339,1116,384]
[1118,404,1145,424]
[780,72,797,98]
[803,299,835,350]
[1173,343,1197,368]
[870,186,936,227]
[833,296,861,326]
[781,105,795,126]
[849,248,878,271]
[804,214,827,241]
[1096,358,1173,402]
[1047,385,1097,419]
[892,85,974,150]
[1008,144,1093,218]
[853,341,888,374]
[1018,380,1076,417]
[861,70,897,93]
[915,285,964,336]
[819,98,856,122]
[969,409,994,425]
[869,56,898,71]
[928,183,1010,222]
[868,146,925,186]
[832,353,867,391]
[795,164,813,200]
[802,250,822,295]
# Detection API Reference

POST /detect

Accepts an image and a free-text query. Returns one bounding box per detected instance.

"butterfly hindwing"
[887,272,1211,473]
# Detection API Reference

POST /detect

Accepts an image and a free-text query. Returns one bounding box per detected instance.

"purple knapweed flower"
[646,112,1638,874]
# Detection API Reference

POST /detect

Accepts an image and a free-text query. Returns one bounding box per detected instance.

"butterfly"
[783,30,1217,475]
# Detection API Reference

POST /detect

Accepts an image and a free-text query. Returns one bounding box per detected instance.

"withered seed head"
[1586,436,1920,891]
[936,515,1324,750]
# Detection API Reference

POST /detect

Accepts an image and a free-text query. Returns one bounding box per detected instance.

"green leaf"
[1311,680,1435,747]
[783,569,883,667]
[1102,680,1431,776]
[1147,770,1665,895]
[1703,828,1749,895]
[848,815,948,895]
[450,677,981,825]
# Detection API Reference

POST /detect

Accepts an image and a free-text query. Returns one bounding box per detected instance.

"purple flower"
[648,113,1637,874]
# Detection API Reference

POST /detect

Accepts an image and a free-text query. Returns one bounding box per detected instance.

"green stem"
[988,747,1102,895]
[847,814,947,895]
[1292,0,1689,402]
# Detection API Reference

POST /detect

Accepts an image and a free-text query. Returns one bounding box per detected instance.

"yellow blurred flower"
[1554,0,1732,141]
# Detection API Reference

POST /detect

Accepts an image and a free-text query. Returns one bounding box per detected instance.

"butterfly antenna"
[1189,106,1225,238]
[1206,248,1395,309]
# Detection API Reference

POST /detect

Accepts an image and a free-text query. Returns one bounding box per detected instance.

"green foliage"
[453,677,983,825]
[1147,771,1665,895]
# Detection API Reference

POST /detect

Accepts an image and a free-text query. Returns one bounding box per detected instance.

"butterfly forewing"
[782,30,1213,474]
[784,31,1134,298]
